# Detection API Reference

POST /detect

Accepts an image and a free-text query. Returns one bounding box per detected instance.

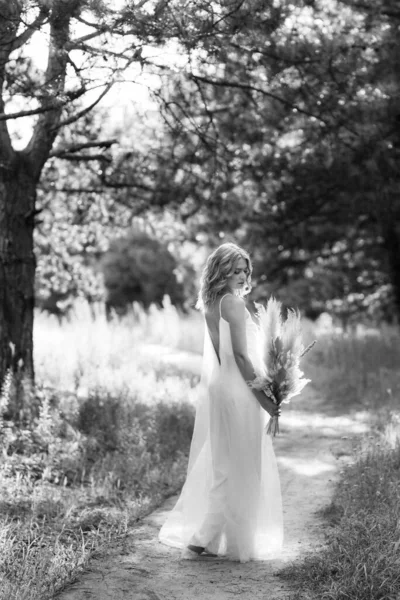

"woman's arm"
[222,295,255,381]
[221,295,280,417]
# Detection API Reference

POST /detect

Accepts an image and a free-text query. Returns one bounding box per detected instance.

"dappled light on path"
[278,455,336,477]
[282,410,370,435]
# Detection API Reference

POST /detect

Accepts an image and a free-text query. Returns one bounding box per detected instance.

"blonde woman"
[159,243,283,562]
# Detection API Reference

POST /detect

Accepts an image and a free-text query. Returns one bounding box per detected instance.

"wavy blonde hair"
[196,243,253,311]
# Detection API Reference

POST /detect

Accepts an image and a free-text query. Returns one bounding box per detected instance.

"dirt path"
[57,351,370,600]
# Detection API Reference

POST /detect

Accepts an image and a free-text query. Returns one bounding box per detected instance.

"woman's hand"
[266,398,281,418]
[254,390,281,417]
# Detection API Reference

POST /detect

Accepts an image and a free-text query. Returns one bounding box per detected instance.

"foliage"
[4,0,399,330]
[152,0,400,322]
[101,229,189,311]
[34,109,201,316]
[34,107,170,314]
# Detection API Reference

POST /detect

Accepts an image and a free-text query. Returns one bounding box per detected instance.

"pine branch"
[52,187,103,193]
[189,73,330,127]
[0,102,64,122]
[55,179,154,191]
[69,41,133,62]
[55,153,112,162]
[51,83,114,131]
[11,7,50,51]
[65,28,108,50]
[50,139,117,157]
[100,178,154,191]
[0,85,99,122]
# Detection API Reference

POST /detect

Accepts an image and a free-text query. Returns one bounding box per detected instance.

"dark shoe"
[187,544,205,554]
[187,544,217,557]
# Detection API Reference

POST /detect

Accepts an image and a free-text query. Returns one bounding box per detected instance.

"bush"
[102,229,188,313]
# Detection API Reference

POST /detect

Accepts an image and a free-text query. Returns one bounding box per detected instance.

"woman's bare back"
[204,299,223,363]
[205,293,246,364]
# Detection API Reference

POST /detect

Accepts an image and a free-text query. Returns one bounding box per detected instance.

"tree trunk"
[0,154,36,420]
[0,0,82,420]
[382,219,400,322]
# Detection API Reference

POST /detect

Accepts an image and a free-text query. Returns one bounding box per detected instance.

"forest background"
[33,0,400,329]
[0,1,400,599]
[1,0,400,399]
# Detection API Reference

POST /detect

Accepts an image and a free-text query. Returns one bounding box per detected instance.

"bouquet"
[248,297,316,436]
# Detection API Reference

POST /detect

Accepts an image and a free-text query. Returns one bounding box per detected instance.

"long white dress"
[159,296,283,562]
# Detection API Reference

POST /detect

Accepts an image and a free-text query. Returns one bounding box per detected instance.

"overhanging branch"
[12,7,50,51]
[52,83,114,130]
[0,102,64,122]
[50,139,118,157]
[54,153,112,161]
[189,73,331,127]
[0,83,93,123]
[66,27,108,50]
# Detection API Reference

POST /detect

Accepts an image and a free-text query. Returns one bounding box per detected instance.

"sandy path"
[56,350,369,600]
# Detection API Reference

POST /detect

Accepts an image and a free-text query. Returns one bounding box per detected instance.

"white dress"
[159,295,283,562]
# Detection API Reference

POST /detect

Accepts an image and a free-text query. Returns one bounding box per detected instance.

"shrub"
[102,229,187,313]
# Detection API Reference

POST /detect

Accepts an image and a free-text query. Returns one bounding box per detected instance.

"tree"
[32,0,398,326]
[0,0,257,415]
[0,0,160,413]
[153,0,400,322]
[1,2,136,416]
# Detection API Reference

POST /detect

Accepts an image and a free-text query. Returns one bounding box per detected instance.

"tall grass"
[301,321,400,414]
[0,300,202,600]
[33,298,204,395]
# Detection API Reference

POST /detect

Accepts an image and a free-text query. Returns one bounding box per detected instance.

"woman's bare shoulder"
[221,294,245,322]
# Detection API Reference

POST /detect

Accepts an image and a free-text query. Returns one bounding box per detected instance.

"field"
[0,299,400,599]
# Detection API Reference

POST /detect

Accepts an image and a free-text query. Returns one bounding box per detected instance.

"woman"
[159,243,283,562]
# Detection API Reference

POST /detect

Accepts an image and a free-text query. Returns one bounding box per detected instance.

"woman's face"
[225,257,249,292]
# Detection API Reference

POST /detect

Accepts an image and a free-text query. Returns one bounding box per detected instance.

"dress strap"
[219,293,232,318]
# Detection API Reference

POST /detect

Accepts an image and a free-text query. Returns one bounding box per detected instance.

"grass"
[0,382,196,599]
[280,420,400,600]
[2,299,400,599]
[278,320,400,600]
[301,322,400,413]
[33,298,204,395]
[0,300,201,600]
